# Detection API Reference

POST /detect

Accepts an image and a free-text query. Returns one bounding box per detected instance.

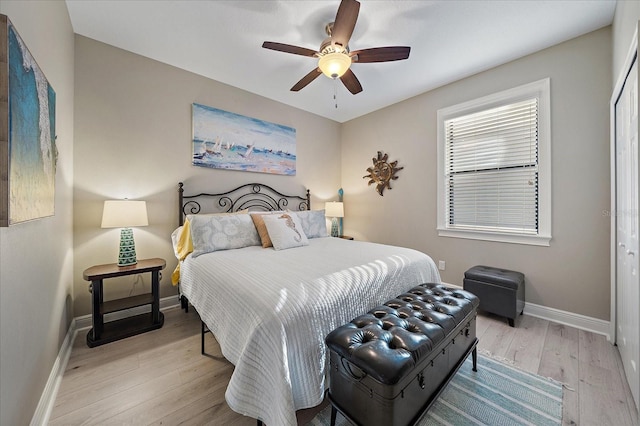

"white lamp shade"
[325,201,344,218]
[318,52,351,79]
[101,200,149,228]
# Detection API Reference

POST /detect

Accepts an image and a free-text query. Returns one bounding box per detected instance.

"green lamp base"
[331,217,339,237]
[118,228,137,266]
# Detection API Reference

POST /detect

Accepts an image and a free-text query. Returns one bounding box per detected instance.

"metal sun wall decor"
[1,15,57,227]
[363,151,403,196]
[192,103,296,176]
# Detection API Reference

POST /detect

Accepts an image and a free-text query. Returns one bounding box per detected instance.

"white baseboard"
[29,318,77,426]
[524,301,611,340]
[30,296,181,426]
[441,281,611,340]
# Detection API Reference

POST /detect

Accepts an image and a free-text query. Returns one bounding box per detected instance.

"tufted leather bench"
[325,283,479,426]
[463,265,525,327]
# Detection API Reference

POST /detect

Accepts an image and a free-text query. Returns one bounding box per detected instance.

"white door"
[616,57,639,410]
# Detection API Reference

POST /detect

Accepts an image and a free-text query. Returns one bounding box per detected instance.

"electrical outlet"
[438,260,446,271]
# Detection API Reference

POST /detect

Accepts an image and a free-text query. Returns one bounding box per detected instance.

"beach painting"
[192,103,296,176]
[1,15,57,226]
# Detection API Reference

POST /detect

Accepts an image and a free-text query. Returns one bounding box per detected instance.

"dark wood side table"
[84,257,166,348]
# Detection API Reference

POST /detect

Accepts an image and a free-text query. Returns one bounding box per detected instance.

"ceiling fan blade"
[340,68,363,94]
[262,41,318,57]
[331,0,360,49]
[351,46,411,63]
[291,68,322,92]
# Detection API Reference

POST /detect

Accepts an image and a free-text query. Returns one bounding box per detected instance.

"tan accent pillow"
[250,211,282,248]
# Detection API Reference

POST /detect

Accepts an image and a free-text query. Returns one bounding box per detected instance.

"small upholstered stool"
[463,265,524,327]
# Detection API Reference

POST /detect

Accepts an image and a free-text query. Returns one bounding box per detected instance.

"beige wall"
[0,1,75,425]
[73,36,342,317]
[341,27,612,320]
[613,1,640,84]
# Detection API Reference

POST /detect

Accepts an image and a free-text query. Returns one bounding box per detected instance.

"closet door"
[615,55,639,410]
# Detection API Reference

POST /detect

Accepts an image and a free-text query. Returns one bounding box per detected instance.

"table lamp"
[325,201,344,237]
[101,200,148,266]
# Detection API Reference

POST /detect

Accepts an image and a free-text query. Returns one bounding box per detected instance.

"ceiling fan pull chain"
[334,78,339,109]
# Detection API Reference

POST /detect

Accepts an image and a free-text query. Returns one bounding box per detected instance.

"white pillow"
[188,213,260,257]
[293,209,328,238]
[262,212,309,250]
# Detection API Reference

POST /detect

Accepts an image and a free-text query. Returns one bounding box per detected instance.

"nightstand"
[84,257,166,347]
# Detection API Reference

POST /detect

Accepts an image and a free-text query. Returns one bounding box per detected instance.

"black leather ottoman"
[325,284,479,426]
[463,265,525,327]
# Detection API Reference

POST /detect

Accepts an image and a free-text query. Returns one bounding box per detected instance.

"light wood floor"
[49,306,639,425]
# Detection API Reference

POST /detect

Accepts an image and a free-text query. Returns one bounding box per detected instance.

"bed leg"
[201,320,206,355]
[180,295,189,313]
[257,421,263,426]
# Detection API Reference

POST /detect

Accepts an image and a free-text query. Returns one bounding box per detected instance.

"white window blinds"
[444,98,539,234]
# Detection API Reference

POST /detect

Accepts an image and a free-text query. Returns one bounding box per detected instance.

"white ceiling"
[65,0,616,123]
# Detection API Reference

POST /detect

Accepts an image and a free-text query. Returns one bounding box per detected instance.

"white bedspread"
[180,237,440,426]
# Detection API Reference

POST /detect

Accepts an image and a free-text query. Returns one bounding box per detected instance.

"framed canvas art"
[0,15,57,226]
[192,103,296,176]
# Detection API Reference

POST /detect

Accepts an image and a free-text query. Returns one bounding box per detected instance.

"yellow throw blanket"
[171,219,193,285]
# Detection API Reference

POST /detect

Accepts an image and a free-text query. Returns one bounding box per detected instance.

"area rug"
[308,355,563,426]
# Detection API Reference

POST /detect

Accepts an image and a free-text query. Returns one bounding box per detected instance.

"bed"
[173,182,441,426]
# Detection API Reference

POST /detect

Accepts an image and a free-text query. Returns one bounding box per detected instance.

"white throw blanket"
[180,237,440,426]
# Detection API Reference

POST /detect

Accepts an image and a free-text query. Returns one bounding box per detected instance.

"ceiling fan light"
[318,52,351,79]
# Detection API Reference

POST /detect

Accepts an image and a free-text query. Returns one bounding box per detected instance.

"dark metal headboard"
[178,182,311,226]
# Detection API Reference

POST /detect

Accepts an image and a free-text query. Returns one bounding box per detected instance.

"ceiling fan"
[262,0,411,95]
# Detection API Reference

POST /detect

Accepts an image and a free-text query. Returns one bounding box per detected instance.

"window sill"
[437,228,551,246]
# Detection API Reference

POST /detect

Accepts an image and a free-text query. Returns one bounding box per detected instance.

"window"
[437,79,551,246]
